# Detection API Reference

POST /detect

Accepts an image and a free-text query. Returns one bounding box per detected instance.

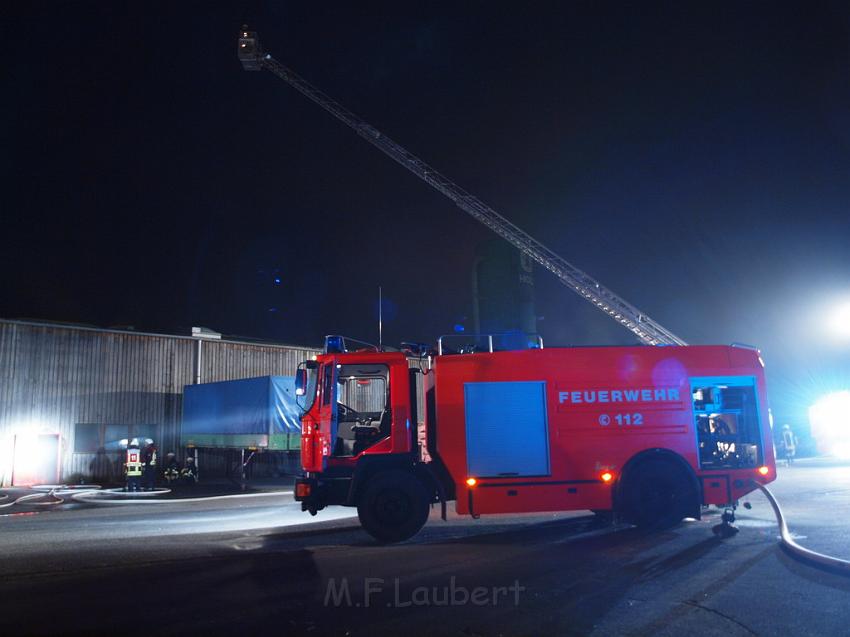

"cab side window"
[322,364,334,406]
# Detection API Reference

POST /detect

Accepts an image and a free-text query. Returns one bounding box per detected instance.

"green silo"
[472,238,537,347]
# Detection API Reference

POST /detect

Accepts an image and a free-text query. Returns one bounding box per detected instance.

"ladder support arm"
[239,31,687,346]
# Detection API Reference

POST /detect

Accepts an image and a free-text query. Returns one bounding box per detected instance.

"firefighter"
[142,440,158,491]
[780,424,798,466]
[124,438,143,492]
[163,452,180,485]
[181,455,198,485]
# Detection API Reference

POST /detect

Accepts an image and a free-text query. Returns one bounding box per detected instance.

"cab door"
[316,361,339,470]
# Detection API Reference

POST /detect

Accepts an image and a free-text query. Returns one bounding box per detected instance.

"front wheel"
[357,470,430,543]
[618,459,698,530]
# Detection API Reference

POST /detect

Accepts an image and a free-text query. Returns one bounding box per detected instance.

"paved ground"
[1,459,849,636]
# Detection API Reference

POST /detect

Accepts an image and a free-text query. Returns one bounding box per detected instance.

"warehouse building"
[0,319,318,486]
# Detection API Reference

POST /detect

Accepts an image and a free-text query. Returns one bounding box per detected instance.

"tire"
[618,458,698,530]
[357,470,430,543]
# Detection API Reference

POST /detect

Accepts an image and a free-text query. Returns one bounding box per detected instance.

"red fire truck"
[294,336,776,542]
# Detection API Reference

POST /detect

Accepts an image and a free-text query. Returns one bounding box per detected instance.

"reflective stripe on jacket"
[126,449,143,477]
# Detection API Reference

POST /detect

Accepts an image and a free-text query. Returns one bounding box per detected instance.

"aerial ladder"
[237,28,687,346]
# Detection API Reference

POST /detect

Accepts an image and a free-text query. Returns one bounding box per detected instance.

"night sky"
[3,2,849,425]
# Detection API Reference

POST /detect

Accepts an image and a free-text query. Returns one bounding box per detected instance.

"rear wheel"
[357,470,430,543]
[619,459,698,530]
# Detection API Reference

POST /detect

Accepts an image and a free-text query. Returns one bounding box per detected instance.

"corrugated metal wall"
[0,320,318,485]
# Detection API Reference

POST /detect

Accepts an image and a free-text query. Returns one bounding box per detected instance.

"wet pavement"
[1,459,849,636]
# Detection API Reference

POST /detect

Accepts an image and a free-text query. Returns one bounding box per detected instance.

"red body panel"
[428,345,775,515]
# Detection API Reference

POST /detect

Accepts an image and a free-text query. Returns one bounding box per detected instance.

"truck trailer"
[182,376,302,450]
[294,337,776,542]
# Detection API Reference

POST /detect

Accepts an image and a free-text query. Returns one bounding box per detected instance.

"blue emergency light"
[324,335,346,354]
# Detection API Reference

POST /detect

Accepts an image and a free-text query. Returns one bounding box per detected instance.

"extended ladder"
[238,29,687,346]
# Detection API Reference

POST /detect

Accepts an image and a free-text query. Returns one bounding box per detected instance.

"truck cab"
[294,339,443,542]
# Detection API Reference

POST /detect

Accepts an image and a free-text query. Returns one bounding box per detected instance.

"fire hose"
[754,482,850,575]
[0,484,102,509]
[69,489,292,504]
[0,485,292,508]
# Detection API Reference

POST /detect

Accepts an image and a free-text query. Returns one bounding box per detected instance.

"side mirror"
[295,368,308,396]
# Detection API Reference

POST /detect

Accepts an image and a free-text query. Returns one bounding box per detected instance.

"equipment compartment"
[692,377,761,469]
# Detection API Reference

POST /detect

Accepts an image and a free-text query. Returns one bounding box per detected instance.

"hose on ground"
[0,489,74,508]
[31,484,102,493]
[100,487,172,497]
[13,492,66,506]
[754,482,850,576]
[70,489,292,505]
[2,485,292,508]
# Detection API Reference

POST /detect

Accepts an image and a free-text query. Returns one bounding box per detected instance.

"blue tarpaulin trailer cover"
[181,376,301,449]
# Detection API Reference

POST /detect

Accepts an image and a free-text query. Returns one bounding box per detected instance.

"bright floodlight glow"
[0,436,12,485]
[10,432,41,485]
[831,442,850,460]
[809,391,850,458]
[829,302,850,340]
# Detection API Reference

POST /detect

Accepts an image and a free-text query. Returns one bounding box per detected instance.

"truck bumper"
[294,476,351,514]
[294,477,322,514]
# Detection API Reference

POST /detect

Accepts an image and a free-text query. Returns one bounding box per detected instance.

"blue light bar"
[324,335,346,354]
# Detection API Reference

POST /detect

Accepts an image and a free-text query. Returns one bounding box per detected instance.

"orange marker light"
[758,466,769,476]
[600,471,614,483]
[466,477,477,487]
[295,483,311,498]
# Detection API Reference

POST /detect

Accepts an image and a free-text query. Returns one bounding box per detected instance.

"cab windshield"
[333,364,390,456]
